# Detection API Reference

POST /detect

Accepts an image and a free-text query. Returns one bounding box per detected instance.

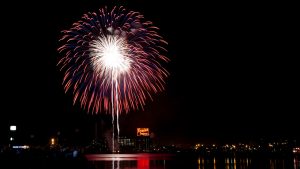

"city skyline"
[0,0,298,145]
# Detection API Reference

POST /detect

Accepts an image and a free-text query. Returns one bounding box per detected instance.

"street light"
[10,125,16,131]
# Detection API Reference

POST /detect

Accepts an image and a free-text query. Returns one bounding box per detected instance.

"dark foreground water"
[1,152,299,169]
[86,153,300,169]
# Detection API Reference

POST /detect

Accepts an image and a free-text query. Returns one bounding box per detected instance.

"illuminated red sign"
[137,128,149,136]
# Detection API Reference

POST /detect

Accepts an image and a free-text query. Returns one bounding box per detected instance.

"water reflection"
[196,156,299,169]
[137,158,149,169]
[87,154,299,169]
[86,153,172,169]
[294,157,299,169]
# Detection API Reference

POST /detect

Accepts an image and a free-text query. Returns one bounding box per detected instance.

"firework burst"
[58,6,169,114]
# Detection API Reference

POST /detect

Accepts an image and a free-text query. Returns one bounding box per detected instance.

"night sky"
[0,0,298,145]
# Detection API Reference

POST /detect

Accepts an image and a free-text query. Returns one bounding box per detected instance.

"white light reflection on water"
[294,156,299,169]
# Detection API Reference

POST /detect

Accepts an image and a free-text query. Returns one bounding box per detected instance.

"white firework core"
[90,35,131,78]
[90,34,130,152]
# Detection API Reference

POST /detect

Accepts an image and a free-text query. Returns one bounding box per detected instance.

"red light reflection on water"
[137,157,149,169]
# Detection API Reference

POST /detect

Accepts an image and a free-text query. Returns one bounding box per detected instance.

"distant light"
[10,137,14,141]
[51,138,55,145]
[10,125,16,131]
[293,147,300,154]
[12,145,29,149]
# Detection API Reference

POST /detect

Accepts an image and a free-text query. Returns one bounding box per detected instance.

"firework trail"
[57,6,169,152]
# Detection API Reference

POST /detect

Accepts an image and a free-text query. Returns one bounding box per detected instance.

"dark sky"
[0,0,298,145]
